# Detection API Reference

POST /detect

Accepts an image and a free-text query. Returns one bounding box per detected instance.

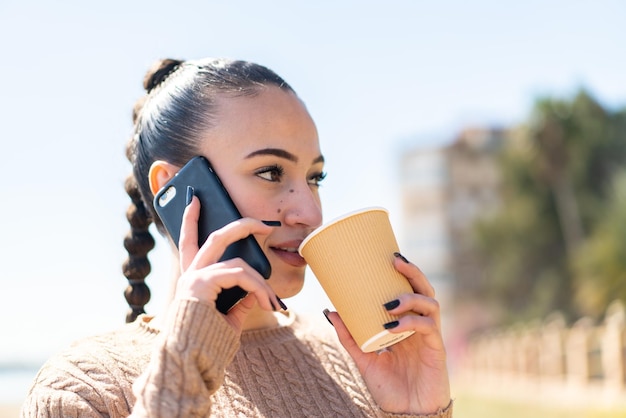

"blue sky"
[1,0,625,370]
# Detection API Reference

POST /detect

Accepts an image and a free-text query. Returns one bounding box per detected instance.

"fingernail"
[383,320,400,330]
[262,220,282,227]
[394,252,409,263]
[322,308,334,326]
[186,186,194,206]
[383,299,400,311]
[277,297,288,311]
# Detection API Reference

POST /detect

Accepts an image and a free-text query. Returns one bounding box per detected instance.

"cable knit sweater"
[21,298,453,417]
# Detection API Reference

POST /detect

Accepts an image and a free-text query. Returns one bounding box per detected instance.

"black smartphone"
[153,155,271,313]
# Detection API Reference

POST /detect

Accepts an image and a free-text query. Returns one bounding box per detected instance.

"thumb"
[224,293,256,331]
[325,310,363,356]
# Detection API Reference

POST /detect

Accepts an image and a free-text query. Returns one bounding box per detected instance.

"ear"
[148,160,180,195]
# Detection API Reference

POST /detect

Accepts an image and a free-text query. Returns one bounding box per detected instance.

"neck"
[156,296,282,332]
[241,302,280,331]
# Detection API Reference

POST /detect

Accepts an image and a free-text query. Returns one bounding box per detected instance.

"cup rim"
[298,206,389,255]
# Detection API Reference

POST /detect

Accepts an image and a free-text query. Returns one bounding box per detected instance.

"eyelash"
[255,165,285,182]
[255,165,327,187]
[309,171,327,187]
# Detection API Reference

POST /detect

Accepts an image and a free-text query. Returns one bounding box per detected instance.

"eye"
[255,165,285,182]
[308,171,327,187]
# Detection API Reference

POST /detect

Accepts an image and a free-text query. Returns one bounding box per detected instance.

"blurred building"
[399,127,506,303]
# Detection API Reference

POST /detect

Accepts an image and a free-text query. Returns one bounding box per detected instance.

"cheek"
[229,190,269,219]
[237,194,285,221]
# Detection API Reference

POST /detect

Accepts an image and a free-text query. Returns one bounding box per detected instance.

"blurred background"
[1,1,625,416]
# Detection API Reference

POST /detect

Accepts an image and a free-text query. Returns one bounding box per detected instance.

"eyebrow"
[245,148,325,165]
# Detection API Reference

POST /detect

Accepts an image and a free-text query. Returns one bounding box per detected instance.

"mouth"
[269,242,307,267]
[274,246,299,253]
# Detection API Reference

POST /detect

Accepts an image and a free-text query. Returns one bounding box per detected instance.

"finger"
[189,218,274,271]
[393,253,435,298]
[383,293,442,329]
[226,292,286,332]
[179,196,201,271]
[178,258,279,313]
[383,314,445,351]
[225,293,257,328]
[324,310,366,358]
[216,262,284,314]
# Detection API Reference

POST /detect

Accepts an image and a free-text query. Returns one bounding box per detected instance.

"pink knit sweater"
[21,299,452,417]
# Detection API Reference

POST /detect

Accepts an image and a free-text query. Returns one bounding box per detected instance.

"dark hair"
[122,58,294,322]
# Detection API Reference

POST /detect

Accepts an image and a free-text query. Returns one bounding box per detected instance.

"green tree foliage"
[574,169,626,318]
[472,89,626,322]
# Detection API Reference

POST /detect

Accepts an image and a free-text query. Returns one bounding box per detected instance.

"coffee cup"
[298,207,415,352]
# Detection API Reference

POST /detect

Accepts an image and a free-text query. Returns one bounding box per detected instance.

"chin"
[270,269,306,299]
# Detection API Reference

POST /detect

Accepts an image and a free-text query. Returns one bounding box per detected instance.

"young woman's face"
[199,86,324,298]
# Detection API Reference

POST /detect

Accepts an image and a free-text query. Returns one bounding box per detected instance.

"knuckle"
[205,228,229,248]
[428,284,436,298]
[429,297,440,311]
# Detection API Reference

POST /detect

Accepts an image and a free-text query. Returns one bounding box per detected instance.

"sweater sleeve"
[380,400,453,418]
[129,298,239,417]
[20,325,152,418]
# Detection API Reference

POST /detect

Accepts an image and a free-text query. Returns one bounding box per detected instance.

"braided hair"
[122,58,294,322]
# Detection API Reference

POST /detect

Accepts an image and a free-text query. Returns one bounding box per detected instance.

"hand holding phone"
[153,156,271,313]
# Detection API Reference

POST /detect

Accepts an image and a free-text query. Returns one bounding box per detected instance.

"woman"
[21,58,452,417]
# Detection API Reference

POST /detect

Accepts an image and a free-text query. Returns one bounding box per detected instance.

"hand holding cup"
[298,207,415,352]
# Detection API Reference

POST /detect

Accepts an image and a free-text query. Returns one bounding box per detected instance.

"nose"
[283,184,323,230]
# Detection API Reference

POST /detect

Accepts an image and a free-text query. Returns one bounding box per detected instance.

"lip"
[269,240,307,268]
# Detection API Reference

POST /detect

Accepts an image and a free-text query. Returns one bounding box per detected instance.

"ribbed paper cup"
[298,207,415,352]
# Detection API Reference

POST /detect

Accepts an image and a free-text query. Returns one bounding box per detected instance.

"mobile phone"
[153,156,271,313]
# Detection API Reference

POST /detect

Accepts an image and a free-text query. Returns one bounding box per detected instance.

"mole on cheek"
[289,189,294,193]
[277,208,282,214]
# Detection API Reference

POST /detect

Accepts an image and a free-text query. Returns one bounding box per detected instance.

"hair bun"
[143,58,184,93]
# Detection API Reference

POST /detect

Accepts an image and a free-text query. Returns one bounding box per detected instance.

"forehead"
[199,86,321,162]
